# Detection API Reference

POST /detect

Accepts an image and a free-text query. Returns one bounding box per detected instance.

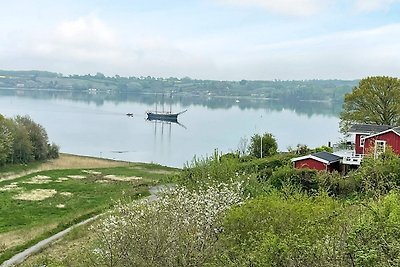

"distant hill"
[0,70,358,102]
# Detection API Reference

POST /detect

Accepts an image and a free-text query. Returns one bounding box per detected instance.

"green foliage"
[350,149,400,198]
[288,144,332,156]
[269,165,319,193]
[340,76,400,131]
[209,191,400,267]
[180,150,242,188]
[179,150,293,197]
[347,192,400,266]
[0,115,59,166]
[0,120,14,165]
[238,153,293,175]
[317,170,358,197]
[288,144,311,155]
[313,145,333,153]
[7,121,34,164]
[47,142,60,159]
[248,132,278,158]
[212,191,353,267]
[14,115,49,161]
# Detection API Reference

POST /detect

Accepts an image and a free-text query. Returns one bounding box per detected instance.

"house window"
[360,135,366,147]
[374,140,386,158]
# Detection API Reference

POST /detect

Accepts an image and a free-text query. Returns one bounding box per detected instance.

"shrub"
[180,150,242,188]
[317,171,358,197]
[347,192,400,266]
[269,166,319,193]
[350,149,400,198]
[91,183,244,267]
[212,191,354,267]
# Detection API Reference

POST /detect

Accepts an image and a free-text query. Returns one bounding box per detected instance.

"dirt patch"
[23,175,52,184]
[103,174,142,182]
[56,177,69,183]
[0,182,22,192]
[67,175,86,179]
[60,192,73,197]
[82,170,102,175]
[96,180,111,183]
[13,189,57,201]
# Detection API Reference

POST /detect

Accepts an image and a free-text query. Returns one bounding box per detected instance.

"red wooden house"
[362,127,400,156]
[348,124,393,155]
[291,151,342,172]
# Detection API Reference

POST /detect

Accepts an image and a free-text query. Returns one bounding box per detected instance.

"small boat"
[146,110,187,122]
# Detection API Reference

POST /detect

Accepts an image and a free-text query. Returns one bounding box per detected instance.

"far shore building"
[291,124,400,173]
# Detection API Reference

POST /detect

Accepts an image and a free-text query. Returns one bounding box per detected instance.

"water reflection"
[0,89,342,118]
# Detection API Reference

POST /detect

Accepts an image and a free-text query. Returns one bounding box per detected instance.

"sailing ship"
[146,110,187,122]
[145,93,187,122]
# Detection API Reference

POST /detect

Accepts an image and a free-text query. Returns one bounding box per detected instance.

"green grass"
[0,164,179,263]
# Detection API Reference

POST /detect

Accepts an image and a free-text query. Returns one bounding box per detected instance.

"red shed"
[362,127,400,156]
[291,152,342,172]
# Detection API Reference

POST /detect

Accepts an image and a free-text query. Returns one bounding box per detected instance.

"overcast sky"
[1,0,400,80]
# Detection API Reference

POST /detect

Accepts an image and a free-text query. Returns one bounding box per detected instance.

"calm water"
[0,90,342,167]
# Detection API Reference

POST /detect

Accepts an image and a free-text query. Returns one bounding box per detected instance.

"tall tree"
[14,115,49,160]
[340,76,400,131]
[8,122,33,164]
[248,132,278,158]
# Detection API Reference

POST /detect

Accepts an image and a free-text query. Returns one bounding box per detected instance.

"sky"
[1,0,400,80]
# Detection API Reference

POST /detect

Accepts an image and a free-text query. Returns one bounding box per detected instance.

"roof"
[348,124,393,134]
[291,151,342,165]
[312,152,342,163]
[362,126,400,141]
[393,127,400,135]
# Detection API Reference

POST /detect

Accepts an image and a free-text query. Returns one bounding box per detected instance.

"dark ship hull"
[146,112,179,122]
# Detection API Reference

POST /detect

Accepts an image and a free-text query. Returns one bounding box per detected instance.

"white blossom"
[92,182,244,267]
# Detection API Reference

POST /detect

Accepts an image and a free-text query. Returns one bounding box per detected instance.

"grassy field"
[0,154,179,263]
[18,219,99,266]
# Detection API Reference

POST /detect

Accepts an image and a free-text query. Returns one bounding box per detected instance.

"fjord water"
[0,90,341,167]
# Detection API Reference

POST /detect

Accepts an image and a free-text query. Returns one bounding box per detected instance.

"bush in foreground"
[91,182,244,267]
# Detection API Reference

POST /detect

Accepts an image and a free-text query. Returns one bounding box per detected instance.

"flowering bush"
[92,182,244,267]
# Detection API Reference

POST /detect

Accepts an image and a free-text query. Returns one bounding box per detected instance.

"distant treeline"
[0,70,358,102]
[0,114,59,166]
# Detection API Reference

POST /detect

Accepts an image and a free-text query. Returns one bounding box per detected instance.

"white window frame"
[374,140,386,158]
[360,135,366,147]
